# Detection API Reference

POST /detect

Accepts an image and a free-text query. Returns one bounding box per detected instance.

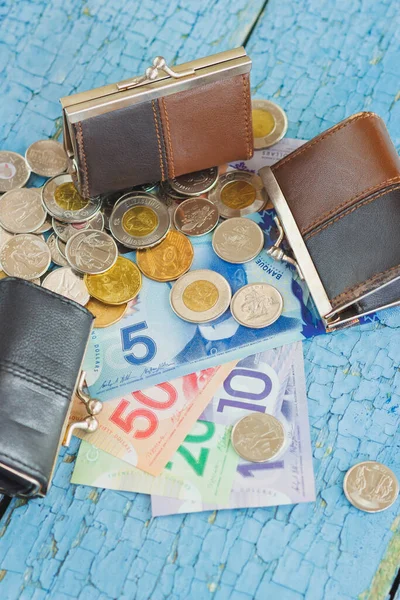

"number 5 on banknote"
[121,322,156,365]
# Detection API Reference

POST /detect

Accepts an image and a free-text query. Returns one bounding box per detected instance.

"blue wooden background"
[0,1,400,598]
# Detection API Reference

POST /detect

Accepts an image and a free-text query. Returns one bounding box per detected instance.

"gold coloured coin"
[343,461,399,513]
[122,206,159,237]
[84,256,142,305]
[231,413,286,462]
[182,280,219,312]
[252,108,275,137]
[209,171,267,219]
[220,181,256,209]
[136,230,194,282]
[54,182,88,211]
[86,297,128,328]
[252,99,288,150]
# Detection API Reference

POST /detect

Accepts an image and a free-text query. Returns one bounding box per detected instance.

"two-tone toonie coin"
[66,230,118,275]
[174,198,219,237]
[252,99,288,149]
[0,234,51,280]
[86,297,128,328]
[209,171,267,218]
[47,232,69,267]
[136,230,194,282]
[230,283,283,328]
[212,217,264,263]
[0,151,31,193]
[25,140,68,177]
[343,461,399,513]
[170,269,231,324]
[0,188,47,234]
[110,193,170,249]
[42,174,101,222]
[42,267,90,305]
[231,413,286,462]
[84,256,142,305]
[169,167,219,196]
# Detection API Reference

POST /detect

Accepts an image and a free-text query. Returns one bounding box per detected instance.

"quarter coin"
[343,461,399,513]
[42,174,101,223]
[209,171,267,219]
[0,234,51,280]
[84,256,142,305]
[66,230,118,275]
[56,236,67,258]
[169,167,219,196]
[231,413,286,462]
[174,198,219,237]
[159,180,188,201]
[0,225,14,251]
[110,194,170,249]
[0,188,47,234]
[0,151,31,192]
[252,99,288,149]
[230,283,283,328]
[47,232,69,267]
[42,267,90,305]
[33,213,52,234]
[52,218,89,242]
[86,297,128,328]
[25,140,68,177]
[212,217,264,263]
[170,269,231,323]
[136,230,194,282]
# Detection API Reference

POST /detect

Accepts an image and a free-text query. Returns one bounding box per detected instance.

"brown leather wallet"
[259,112,400,329]
[60,48,253,197]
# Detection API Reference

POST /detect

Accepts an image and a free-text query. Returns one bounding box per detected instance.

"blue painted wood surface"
[0,1,400,598]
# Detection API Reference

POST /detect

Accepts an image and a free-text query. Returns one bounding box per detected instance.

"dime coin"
[0,234,51,280]
[25,140,68,177]
[174,198,219,237]
[252,99,288,149]
[84,256,142,305]
[343,461,399,513]
[169,167,219,196]
[136,230,194,282]
[230,283,283,328]
[209,171,267,219]
[231,413,286,462]
[42,267,90,305]
[56,236,67,258]
[47,232,69,267]
[212,217,264,263]
[170,269,231,323]
[110,194,170,249]
[86,297,128,328]
[0,151,31,193]
[66,230,118,275]
[42,174,101,223]
[0,188,47,234]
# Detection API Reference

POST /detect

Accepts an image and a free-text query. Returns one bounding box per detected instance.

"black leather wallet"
[0,278,94,498]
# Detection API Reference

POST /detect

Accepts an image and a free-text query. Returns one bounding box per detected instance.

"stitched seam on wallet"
[0,361,72,397]
[152,100,165,180]
[331,264,400,308]
[76,122,90,197]
[242,75,252,159]
[305,184,400,241]
[161,97,175,179]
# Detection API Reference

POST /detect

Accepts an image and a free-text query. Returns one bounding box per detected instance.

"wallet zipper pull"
[64,371,103,448]
[267,216,305,280]
[117,56,196,91]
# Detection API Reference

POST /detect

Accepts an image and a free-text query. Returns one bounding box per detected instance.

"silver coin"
[47,233,69,267]
[252,99,288,150]
[160,180,188,201]
[0,226,14,252]
[174,198,219,237]
[0,234,51,280]
[33,213,52,234]
[52,218,88,242]
[0,188,47,234]
[230,283,283,329]
[42,267,90,305]
[343,461,399,513]
[110,194,170,249]
[66,230,118,275]
[208,171,267,219]
[169,167,219,196]
[42,174,101,223]
[170,269,231,324]
[137,181,158,193]
[231,413,286,462]
[25,140,68,178]
[212,217,264,263]
[0,151,31,193]
[56,236,67,258]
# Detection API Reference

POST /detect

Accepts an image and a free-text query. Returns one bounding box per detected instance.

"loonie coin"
[25,140,68,177]
[136,230,194,282]
[84,256,142,305]
[86,297,128,328]
[230,283,283,328]
[343,461,399,513]
[0,188,47,234]
[56,236,67,258]
[231,413,286,462]
[169,167,219,196]
[174,198,219,237]
[170,269,231,323]
[42,174,101,223]
[42,267,90,305]
[252,99,288,149]
[0,151,31,193]
[209,171,267,219]
[66,230,118,275]
[47,232,69,267]
[0,234,51,280]
[212,217,264,263]
[110,194,170,249]
[33,213,52,234]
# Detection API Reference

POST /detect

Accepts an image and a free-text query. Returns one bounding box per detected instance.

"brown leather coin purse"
[260,112,400,330]
[60,48,253,197]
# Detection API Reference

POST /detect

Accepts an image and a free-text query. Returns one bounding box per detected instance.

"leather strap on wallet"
[259,112,400,329]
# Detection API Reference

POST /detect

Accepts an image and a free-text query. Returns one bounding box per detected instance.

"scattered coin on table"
[47,232,69,267]
[56,236,67,258]
[252,99,288,149]
[212,217,264,263]
[86,297,128,328]
[42,174,101,222]
[0,224,14,250]
[231,413,286,462]
[170,269,231,323]
[0,151,31,193]
[169,166,219,196]
[174,197,219,237]
[25,139,68,177]
[34,212,53,234]
[0,188,46,234]
[136,230,194,282]
[230,282,283,328]
[42,267,90,305]
[66,230,118,275]
[84,256,142,305]
[0,234,51,280]
[160,180,188,201]
[343,461,399,513]
[209,170,267,218]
